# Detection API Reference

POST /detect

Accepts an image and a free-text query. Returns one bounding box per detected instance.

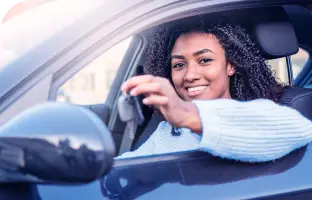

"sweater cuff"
[192,100,223,155]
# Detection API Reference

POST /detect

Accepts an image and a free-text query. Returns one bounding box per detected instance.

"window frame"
[294,48,312,87]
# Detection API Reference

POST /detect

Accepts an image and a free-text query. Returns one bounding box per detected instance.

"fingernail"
[121,83,126,91]
[130,89,136,96]
[143,98,148,104]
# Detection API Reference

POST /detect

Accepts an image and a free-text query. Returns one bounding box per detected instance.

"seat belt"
[117,94,144,155]
[119,120,137,155]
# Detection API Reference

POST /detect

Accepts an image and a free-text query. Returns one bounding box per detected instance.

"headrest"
[279,88,312,120]
[253,22,299,59]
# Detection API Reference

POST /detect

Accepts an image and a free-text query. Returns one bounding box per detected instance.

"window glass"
[267,57,288,83]
[57,37,132,105]
[268,48,309,83]
[292,48,309,78]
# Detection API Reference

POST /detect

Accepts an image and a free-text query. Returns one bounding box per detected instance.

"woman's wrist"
[181,102,202,134]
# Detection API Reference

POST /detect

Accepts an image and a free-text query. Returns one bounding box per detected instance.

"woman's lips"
[185,85,208,97]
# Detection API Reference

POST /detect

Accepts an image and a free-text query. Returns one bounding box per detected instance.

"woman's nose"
[184,64,201,82]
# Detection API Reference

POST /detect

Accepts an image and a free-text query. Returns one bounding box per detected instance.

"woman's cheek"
[171,76,185,99]
[171,72,184,89]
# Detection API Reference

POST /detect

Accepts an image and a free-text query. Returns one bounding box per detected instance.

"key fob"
[117,94,134,122]
[117,94,145,125]
[131,95,145,125]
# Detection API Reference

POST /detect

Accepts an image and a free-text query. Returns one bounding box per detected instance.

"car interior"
[78,4,312,159]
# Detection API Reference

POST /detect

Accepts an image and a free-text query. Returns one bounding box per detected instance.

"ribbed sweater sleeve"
[193,98,312,162]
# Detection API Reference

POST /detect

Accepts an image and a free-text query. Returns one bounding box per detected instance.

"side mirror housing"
[0,102,115,184]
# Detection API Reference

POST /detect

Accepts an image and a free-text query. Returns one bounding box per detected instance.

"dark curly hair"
[144,17,284,102]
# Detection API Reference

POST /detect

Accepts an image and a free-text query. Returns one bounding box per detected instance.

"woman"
[119,19,312,162]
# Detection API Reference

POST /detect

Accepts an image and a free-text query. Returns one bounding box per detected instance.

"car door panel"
[101,146,310,200]
[37,144,312,200]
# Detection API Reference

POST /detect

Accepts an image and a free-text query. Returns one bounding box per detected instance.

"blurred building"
[57,37,133,105]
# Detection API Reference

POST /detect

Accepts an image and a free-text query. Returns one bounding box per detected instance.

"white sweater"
[119,99,312,162]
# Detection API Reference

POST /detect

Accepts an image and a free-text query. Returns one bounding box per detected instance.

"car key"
[117,94,145,125]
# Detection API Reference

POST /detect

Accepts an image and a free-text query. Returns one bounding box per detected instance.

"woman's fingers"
[121,75,154,93]
[130,82,162,96]
[143,95,169,106]
[120,75,172,108]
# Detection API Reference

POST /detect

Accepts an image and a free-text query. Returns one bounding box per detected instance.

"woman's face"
[171,32,235,101]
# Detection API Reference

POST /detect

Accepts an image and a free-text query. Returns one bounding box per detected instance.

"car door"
[1,0,312,200]
[38,145,312,200]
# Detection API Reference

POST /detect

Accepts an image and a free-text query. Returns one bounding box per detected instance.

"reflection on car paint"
[101,147,306,199]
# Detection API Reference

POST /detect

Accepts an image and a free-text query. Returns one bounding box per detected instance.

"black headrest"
[254,22,299,59]
[279,88,312,120]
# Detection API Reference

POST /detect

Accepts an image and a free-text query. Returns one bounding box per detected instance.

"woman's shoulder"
[228,98,282,108]
[245,98,278,106]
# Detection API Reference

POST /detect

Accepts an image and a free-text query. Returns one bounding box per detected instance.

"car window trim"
[295,48,312,86]
[113,150,211,168]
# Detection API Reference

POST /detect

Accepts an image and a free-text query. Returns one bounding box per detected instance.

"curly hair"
[144,17,284,102]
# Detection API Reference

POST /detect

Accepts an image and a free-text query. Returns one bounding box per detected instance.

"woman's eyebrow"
[193,49,213,56]
[171,49,213,60]
[171,55,185,60]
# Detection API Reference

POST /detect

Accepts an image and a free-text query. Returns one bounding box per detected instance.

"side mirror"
[0,102,115,184]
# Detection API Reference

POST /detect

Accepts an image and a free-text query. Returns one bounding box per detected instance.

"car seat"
[254,21,312,120]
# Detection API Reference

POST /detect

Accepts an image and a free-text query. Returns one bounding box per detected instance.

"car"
[1,0,312,199]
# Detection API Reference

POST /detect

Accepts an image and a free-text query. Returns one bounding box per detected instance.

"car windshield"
[0,0,106,71]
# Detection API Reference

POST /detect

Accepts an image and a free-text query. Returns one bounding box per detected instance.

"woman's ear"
[227,64,236,76]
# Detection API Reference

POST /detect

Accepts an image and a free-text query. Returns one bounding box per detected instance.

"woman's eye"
[173,63,185,68]
[199,58,212,64]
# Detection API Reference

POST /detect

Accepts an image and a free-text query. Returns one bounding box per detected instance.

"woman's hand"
[121,75,202,133]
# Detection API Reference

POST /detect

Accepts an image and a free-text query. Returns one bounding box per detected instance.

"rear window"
[268,48,309,83]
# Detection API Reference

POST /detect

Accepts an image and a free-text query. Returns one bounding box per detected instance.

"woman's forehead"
[171,32,221,55]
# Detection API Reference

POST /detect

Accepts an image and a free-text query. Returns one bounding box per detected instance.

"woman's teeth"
[187,86,207,92]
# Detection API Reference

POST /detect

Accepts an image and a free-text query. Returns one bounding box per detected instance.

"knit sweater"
[119,99,312,162]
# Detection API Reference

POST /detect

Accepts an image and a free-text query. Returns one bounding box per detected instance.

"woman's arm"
[192,99,312,162]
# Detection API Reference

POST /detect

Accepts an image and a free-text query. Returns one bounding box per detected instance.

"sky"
[0,0,20,19]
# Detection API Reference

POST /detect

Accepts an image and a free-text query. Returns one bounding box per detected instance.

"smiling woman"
[117,18,312,162]
[170,33,233,101]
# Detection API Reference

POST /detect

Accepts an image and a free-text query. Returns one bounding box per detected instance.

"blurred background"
[0,0,21,19]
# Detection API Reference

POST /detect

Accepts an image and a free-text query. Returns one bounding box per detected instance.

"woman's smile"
[185,85,209,97]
